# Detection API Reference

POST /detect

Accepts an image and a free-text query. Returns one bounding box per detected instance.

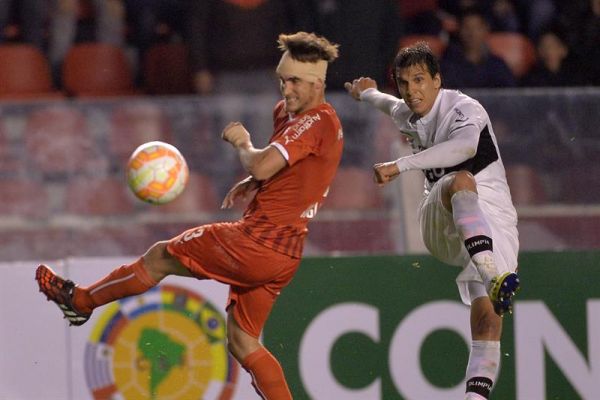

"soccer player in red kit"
[36,31,342,400]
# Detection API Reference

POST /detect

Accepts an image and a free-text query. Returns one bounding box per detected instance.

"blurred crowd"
[0,0,598,97]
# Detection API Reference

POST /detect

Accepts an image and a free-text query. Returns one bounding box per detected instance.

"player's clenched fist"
[373,161,400,185]
[344,77,378,101]
[222,122,251,148]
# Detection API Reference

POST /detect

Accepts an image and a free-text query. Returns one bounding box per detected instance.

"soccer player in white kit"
[345,42,520,400]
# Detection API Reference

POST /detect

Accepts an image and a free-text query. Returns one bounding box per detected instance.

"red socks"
[242,347,292,400]
[73,258,157,314]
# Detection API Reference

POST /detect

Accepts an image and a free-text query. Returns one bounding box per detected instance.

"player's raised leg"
[36,241,189,325]
[445,172,519,316]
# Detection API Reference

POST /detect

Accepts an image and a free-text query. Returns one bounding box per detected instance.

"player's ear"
[433,73,442,89]
[314,79,325,91]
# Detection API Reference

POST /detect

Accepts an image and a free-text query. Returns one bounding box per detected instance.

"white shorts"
[418,174,519,305]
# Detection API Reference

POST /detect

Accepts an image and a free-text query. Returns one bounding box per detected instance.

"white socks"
[464,340,500,399]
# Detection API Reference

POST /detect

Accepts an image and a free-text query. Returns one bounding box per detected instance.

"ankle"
[72,287,94,315]
[472,253,497,289]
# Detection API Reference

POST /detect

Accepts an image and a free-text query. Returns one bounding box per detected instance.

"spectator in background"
[302,0,403,91]
[0,0,48,49]
[187,0,306,95]
[569,0,600,85]
[123,0,189,63]
[399,0,443,36]
[520,28,585,87]
[514,0,556,40]
[441,8,516,88]
[48,0,126,78]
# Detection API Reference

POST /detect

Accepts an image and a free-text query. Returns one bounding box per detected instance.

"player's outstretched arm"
[345,77,401,116]
[222,121,287,181]
[221,176,260,209]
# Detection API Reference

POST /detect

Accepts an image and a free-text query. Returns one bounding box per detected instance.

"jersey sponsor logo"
[84,285,238,400]
[424,167,447,182]
[284,113,321,145]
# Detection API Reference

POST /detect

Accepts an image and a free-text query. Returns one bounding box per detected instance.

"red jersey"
[240,100,343,258]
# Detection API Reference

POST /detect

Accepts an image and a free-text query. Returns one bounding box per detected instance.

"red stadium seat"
[0,178,49,218]
[62,43,139,97]
[487,33,536,78]
[144,43,193,95]
[23,106,108,175]
[398,35,447,58]
[398,0,438,19]
[108,103,174,166]
[0,44,63,100]
[326,166,384,210]
[505,164,547,205]
[65,175,135,215]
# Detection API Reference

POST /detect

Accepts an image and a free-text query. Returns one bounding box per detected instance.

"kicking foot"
[35,264,91,326]
[489,272,520,317]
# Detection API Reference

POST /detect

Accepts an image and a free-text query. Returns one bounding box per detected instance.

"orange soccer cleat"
[35,264,91,326]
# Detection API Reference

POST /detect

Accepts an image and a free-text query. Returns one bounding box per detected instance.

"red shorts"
[167,221,300,337]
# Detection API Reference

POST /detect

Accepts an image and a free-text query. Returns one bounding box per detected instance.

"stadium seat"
[65,175,135,215]
[326,166,384,210]
[0,178,49,218]
[62,43,138,97]
[0,44,63,100]
[23,106,108,176]
[505,164,547,205]
[108,103,174,166]
[398,0,438,19]
[144,43,193,95]
[155,172,220,213]
[398,35,447,58]
[487,33,536,78]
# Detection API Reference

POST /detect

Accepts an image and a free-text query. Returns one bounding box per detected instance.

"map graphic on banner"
[84,284,238,399]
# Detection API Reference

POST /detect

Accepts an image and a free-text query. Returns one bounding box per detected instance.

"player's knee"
[226,317,261,362]
[449,171,477,195]
[227,329,254,362]
[142,241,172,280]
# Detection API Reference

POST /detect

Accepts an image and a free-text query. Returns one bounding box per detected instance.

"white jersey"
[362,87,519,304]
[361,87,517,228]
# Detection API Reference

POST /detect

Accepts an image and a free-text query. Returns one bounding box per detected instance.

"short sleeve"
[272,110,333,166]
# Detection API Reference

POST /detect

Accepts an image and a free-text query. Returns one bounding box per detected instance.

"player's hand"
[221,177,259,209]
[344,77,378,101]
[222,122,250,148]
[373,161,400,185]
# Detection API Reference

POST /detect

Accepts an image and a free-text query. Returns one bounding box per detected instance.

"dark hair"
[278,31,339,63]
[393,41,441,80]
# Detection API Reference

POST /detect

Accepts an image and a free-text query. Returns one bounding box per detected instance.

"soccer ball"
[126,141,189,205]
